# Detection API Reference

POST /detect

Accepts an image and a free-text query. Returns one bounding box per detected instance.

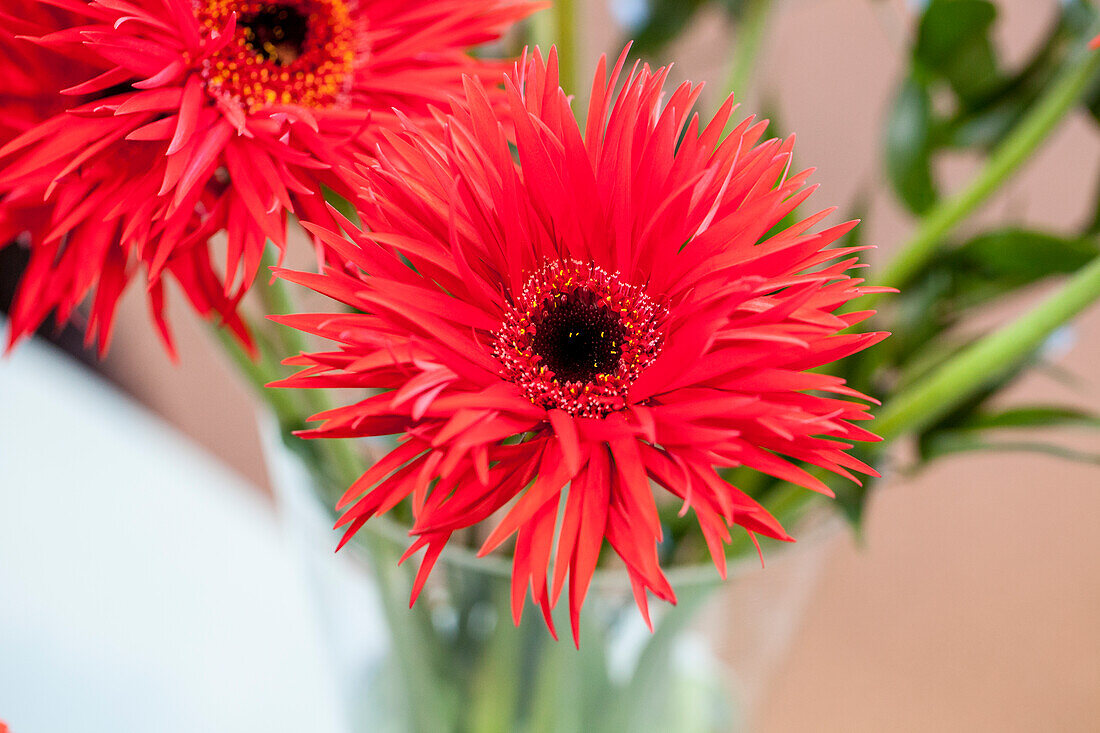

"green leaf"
[1086,168,1100,236]
[885,77,938,214]
[918,396,1100,467]
[948,103,1026,149]
[915,0,996,65]
[953,405,1100,430]
[919,434,1100,465]
[901,228,1100,316]
[915,0,1002,103]
[625,0,710,56]
[946,2,1088,150]
[952,228,1099,282]
[919,404,1100,465]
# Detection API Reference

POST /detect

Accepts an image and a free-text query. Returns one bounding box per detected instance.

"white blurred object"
[259,417,392,730]
[0,323,350,733]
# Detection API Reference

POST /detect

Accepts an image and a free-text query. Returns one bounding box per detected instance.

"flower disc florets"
[494,260,665,418]
[196,0,358,111]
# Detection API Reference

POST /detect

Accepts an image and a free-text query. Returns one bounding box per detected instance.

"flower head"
[276,48,889,644]
[0,0,535,355]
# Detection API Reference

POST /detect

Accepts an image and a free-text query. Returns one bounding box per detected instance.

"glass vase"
[264,419,836,733]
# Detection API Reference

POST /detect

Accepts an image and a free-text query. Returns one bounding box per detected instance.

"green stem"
[256,253,311,357]
[869,46,1100,304]
[530,1,576,96]
[723,0,772,111]
[362,531,460,732]
[613,580,719,732]
[213,326,299,427]
[875,254,1100,440]
[553,0,577,97]
[255,253,367,490]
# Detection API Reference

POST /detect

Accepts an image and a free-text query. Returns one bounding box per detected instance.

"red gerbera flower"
[0,0,535,355]
[274,48,889,644]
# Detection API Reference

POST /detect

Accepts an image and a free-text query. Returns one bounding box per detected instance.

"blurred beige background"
[96,1,1099,730]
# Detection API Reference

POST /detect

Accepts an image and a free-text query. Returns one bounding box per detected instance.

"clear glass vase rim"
[350,511,840,592]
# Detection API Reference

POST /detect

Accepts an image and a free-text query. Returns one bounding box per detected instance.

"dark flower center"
[241,5,309,66]
[531,292,624,383]
[493,260,666,418]
[197,0,357,111]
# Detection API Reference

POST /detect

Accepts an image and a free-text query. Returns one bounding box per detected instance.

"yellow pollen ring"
[195,0,356,113]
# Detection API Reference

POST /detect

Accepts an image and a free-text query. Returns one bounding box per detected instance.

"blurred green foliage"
[851,0,1100,520]
[653,0,1100,557]
[889,0,1096,212]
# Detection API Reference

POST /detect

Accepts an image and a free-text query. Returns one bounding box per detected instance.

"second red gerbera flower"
[0,0,536,355]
